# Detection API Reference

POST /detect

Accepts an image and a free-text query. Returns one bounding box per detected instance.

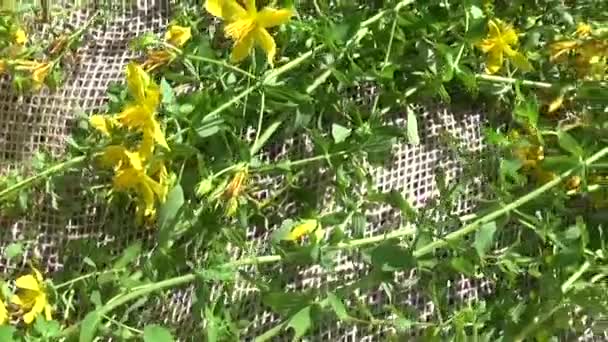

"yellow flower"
[205,0,294,65]
[116,63,169,157]
[101,147,166,219]
[550,40,579,62]
[165,25,192,47]
[11,267,52,324]
[114,166,166,219]
[477,19,532,74]
[287,219,320,241]
[13,28,27,45]
[575,23,592,38]
[0,297,7,325]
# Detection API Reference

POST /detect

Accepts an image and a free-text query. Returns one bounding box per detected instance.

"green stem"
[253,150,351,172]
[65,225,417,338]
[251,91,266,155]
[476,74,553,89]
[185,54,257,80]
[413,146,608,258]
[561,261,591,293]
[0,155,87,203]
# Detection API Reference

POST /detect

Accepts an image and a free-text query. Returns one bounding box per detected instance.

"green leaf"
[557,131,584,157]
[0,326,16,342]
[254,322,286,342]
[112,242,142,270]
[406,107,420,145]
[158,185,185,231]
[287,306,312,340]
[262,291,314,315]
[367,241,416,271]
[331,123,352,144]
[450,257,475,276]
[143,325,175,342]
[160,79,175,105]
[5,242,23,260]
[79,311,101,342]
[474,221,497,257]
[327,293,349,321]
[250,120,283,155]
[385,190,417,221]
[514,96,539,128]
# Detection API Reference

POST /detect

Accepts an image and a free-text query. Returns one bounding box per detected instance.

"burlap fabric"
[0,1,604,341]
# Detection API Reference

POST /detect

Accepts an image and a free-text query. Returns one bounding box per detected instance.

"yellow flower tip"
[165,25,192,47]
[287,219,320,241]
[575,23,592,38]
[14,28,27,45]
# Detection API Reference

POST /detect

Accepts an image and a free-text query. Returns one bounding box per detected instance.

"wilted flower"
[205,0,294,65]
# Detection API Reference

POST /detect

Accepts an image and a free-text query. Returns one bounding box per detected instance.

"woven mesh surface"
[1,2,604,341]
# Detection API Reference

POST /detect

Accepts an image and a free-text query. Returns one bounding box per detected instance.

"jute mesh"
[0,2,605,341]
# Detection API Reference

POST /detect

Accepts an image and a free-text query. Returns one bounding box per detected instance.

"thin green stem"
[253,150,351,173]
[185,54,257,80]
[413,146,608,258]
[0,155,87,203]
[53,269,120,290]
[65,225,417,338]
[476,74,553,89]
[251,91,266,154]
[561,261,591,293]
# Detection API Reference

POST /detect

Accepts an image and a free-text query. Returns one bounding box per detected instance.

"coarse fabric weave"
[0,1,604,341]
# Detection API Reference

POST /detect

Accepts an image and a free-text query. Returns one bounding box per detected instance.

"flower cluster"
[0,268,53,326]
[90,63,171,222]
[550,22,608,80]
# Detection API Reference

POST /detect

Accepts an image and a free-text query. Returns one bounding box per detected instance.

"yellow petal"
[23,309,36,324]
[151,118,169,150]
[165,25,192,47]
[15,275,40,292]
[257,7,294,28]
[255,28,277,66]
[89,115,111,135]
[231,35,254,63]
[487,19,501,39]
[478,38,496,53]
[117,104,150,130]
[287,219,318,241]
[0,299,7,325]
[45,304,52,321]
[486,50,503,74]
[126,62,149,103]
[499,22,519,46]
[113,168,142,191]
[547,95,564,114]
[205,0,246,21]
[32,62,53,89]
[14,28,27,45]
